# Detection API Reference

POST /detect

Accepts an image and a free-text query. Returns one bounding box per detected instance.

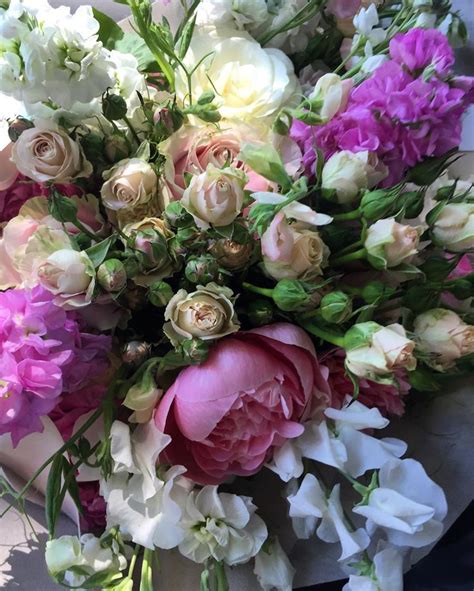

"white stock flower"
[100,420,190,550]
[179,486,268,565]
[288,475,370,560]
[343,547,404,591]
[254,537,295,591]
[353,458,448,548]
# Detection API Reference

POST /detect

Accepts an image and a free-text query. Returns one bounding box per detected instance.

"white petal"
[266,439,304,482]
[325,400,389,431]
[254,538,295,591]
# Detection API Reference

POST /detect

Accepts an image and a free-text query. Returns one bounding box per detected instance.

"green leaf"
[92,8,124,49]
[177,14,196,59]
[45,455,66,537]
[85,236,116,268]
[408,366,441,392]
[115,32,156,71]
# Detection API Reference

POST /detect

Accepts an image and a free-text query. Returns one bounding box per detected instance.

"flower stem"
[331,248,367,266]
[122,115,141,146]
[242,282,274,299]
[331,210,361,222]
[213,560,229,591]
[300,321,345,348]
[140,548,154,591]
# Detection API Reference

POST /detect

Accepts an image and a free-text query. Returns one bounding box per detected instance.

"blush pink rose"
[324,349,410,417]
[156,323,331,485]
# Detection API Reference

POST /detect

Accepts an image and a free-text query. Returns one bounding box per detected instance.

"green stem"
[300,321,345,347]
[140,548,154,591]
[123,115,141,145]
[128,545,141,579]
[331,248,367,266]
[242,282,274,298]
[72,219,98,242]
[213,560,229,591]
[335,240,364,258]
[0,406,103,518]
[331,210,361,222]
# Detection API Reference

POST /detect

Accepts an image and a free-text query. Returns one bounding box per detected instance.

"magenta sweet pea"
[156,323,332,484]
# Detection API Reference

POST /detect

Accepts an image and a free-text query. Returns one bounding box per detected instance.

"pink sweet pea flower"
[156,323,331,485]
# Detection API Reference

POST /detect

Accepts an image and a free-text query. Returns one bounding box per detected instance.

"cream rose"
[414,309,474,370]
[261,213,329,280]
[11,122,92,183]
[365,218,422,269]
[431,203,474,252]
[345,322,417,378]
[37,248,95,309]
[309,74,353,122]
[178,30,299,124]
[164,283,239,344]
[181,164,246,229]
[101,158,158,211]
[321,150,387,204]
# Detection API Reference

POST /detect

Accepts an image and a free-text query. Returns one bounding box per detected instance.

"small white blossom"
[179,486,268,565]
[254,537,295,591]
[343,547,404,591]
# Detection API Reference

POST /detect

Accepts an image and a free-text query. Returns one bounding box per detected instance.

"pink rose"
[0,142,18,192]
[324,349,410,417]
[160,125,302,201]
[156,323,331,484]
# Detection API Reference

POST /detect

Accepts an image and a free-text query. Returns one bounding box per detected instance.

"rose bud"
[321,150,387,204]
[164,283,240,344]
[272,279,322,312]
[209,238,254,271]
[247,299,274,326]
[148,280,174,307]
[431,203,474,252]
[8,117,34,142]
[320,291,353,324]
[413,309,474,370]
[181,163,246,229]
[105,134,130,163]
[97,259,127,293]
[308,73,353,122]
[122,340,152,366]
[102,92,128,121]
[365,218,422,269]
[185,255,220,285]
[101,158,158,211]
[344,322,417,378]
[164,201,194,228]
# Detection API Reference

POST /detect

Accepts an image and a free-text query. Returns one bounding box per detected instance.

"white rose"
[37,248,95,309]
[181,164,246,229]
[11,122,92,183]
[254,538,295,591]
[353,458,447,548]
[365,218,422,269]
[322,150,387,204]
[178,31,299,124]
[414,308,474,370]
[345,322,417,378]
[164,283,240,344]
[309,73,353,121]
[431,203,474,252]
[101,158,158,211]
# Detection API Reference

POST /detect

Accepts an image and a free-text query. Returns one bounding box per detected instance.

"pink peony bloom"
[324,349,410,417]
[78,481,107,534]
[0,286,111,446]
[389,28,455,77]
[156,323,331,485]
[0,175,44,223]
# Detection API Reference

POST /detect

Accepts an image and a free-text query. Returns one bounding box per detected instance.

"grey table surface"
[1,1,473,590]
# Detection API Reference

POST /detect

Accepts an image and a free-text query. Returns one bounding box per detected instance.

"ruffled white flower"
[254,537,295,591]
[179,486,268,565]
[343,547,404,591]
[100,420,191,550]
[353,458,448,548]
[288,475,370,560]
[267,398,406,481]
[45,532,127,588]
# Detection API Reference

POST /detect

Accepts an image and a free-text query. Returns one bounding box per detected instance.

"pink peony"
[324,349,410,417]
[0,175,44,223]
[156,323,331,485]
[0,286,111,446]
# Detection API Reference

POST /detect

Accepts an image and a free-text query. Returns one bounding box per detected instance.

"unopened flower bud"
[8,117,34,142]
[97,259,127,293]
[185,255,220,284]
[181,338,210,364]
[209,239,253,271]
[360,188,398,221]
[122,340,151,365]
[153,107,176,136]
[320,291,352,324]
[247,299,274,326]
[165,201,194,228]
[105,134,130,163]
[362,281,396,304]
[148,280,174,307]
[102,93,128,121]
[272,280,310,312]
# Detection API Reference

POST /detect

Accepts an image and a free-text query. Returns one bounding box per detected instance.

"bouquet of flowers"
[1,0,473,589]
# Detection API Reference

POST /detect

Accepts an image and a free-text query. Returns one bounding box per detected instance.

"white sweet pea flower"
[100,420,190,550]
[288,475,370,560]
[196,0,269,29]
[179,486,268,565]
[353,4,386,43]
[353,458,448,548]
[254,537,295,591]
[343,547,404,591]
[251,192,333,227]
